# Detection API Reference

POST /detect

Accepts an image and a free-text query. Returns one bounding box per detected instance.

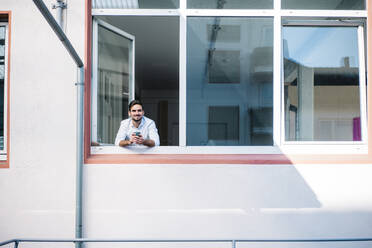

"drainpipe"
[52,0,67,28]
[75,66,84,248]
[31,0,84,247]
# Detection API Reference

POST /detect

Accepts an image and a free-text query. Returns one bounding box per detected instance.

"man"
[115,100,160,147]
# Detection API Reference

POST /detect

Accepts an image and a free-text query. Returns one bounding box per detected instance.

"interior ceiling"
[100,16,179,90]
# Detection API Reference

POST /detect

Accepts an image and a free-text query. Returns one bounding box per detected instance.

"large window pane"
[0,26,5,150]
[93,0,179,9]
[283,26,362,141]
[188,0,272,9]
[187,17,273,146]
[282,0,365,10]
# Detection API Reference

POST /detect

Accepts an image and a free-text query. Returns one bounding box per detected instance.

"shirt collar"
[130,116,145,129]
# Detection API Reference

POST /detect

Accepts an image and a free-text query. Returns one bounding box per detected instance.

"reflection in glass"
[283,26,361,141]
[0,26,5,150]
[93,0,179,9]
[282,0,364,10]
[188,0,272,9]
[97,25,131,144]
[187,17,273,146]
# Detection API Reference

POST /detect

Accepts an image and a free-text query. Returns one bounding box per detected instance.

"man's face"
[129,104,144,122]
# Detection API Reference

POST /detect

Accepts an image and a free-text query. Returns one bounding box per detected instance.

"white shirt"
[114,116,160,146]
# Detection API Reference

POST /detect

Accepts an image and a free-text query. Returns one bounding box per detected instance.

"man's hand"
[129,133,137,144]
[118,133,155,147]
[131,133,155,147]
[130,133,146,145]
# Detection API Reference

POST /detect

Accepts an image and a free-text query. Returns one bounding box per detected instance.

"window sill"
[0,154,8,168]
[91,144,368,155]
[86,144,370,165]
[0,154,7,161]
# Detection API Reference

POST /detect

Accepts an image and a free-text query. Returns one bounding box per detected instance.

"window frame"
[91,18,136,144]
[0,12,11,167]
[85,0,370,163]
[280,19,368,147]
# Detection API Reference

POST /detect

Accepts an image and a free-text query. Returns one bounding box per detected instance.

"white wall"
[0,2,372,248]
[84,164,372,242]
[0,0,84,241]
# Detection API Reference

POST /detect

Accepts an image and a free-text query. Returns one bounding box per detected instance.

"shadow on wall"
[84,163,326,239]
[158,165,322,209]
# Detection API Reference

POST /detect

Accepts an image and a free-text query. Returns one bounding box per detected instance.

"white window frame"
[90,0,368,155]
[0,22,8,160]
[91,18,135,144]
[280,19,368,151]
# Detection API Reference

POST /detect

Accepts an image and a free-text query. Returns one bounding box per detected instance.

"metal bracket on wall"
[52,0,67,28]
[52,0,67,10]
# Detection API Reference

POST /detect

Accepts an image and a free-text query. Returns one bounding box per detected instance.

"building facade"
[1,0,372,247]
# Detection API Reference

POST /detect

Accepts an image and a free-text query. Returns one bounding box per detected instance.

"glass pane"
[283,26,361,141]
[188,0,272,9]
[187,17,273,146]
[282,0,365,10]
[93,0,179,9]
[97,25,131,144]
[0,26,5,150]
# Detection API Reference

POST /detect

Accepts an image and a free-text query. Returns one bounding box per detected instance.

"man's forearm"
[119,139,155,147]
[143,139,155,147]
[119,140,132,147]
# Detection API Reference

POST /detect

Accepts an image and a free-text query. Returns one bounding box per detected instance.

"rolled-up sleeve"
[148,120,160,146]
[114,121,127,145]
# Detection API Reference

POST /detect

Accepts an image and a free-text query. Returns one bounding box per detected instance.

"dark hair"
[128,99,143,111]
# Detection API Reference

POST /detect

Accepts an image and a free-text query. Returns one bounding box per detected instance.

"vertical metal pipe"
[75,66,85,248]
[56,5,63,27]
[31,1,84,248]
[52,0,66,28]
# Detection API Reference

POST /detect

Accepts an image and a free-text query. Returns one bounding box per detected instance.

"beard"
[132,116,142,122]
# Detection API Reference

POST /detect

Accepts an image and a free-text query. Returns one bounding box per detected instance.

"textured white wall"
[0,0,84,241]
[84,164,372,243]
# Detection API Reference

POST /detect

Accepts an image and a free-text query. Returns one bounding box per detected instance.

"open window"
[91,16,180,147]
[91,19,135,145]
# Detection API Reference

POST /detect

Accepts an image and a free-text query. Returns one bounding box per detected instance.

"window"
[92,0,179,9]
[187,17,273,146]
[187,0,273,9]
[0,25,6,151]
[91,16,179,146]
[92,19,134,145]
[89,1,368,158]
[283,23,366,143]
[0,14,9,164]
[282,0,365,10]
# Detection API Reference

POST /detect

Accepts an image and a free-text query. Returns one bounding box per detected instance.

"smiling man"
[115,100,160,147]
